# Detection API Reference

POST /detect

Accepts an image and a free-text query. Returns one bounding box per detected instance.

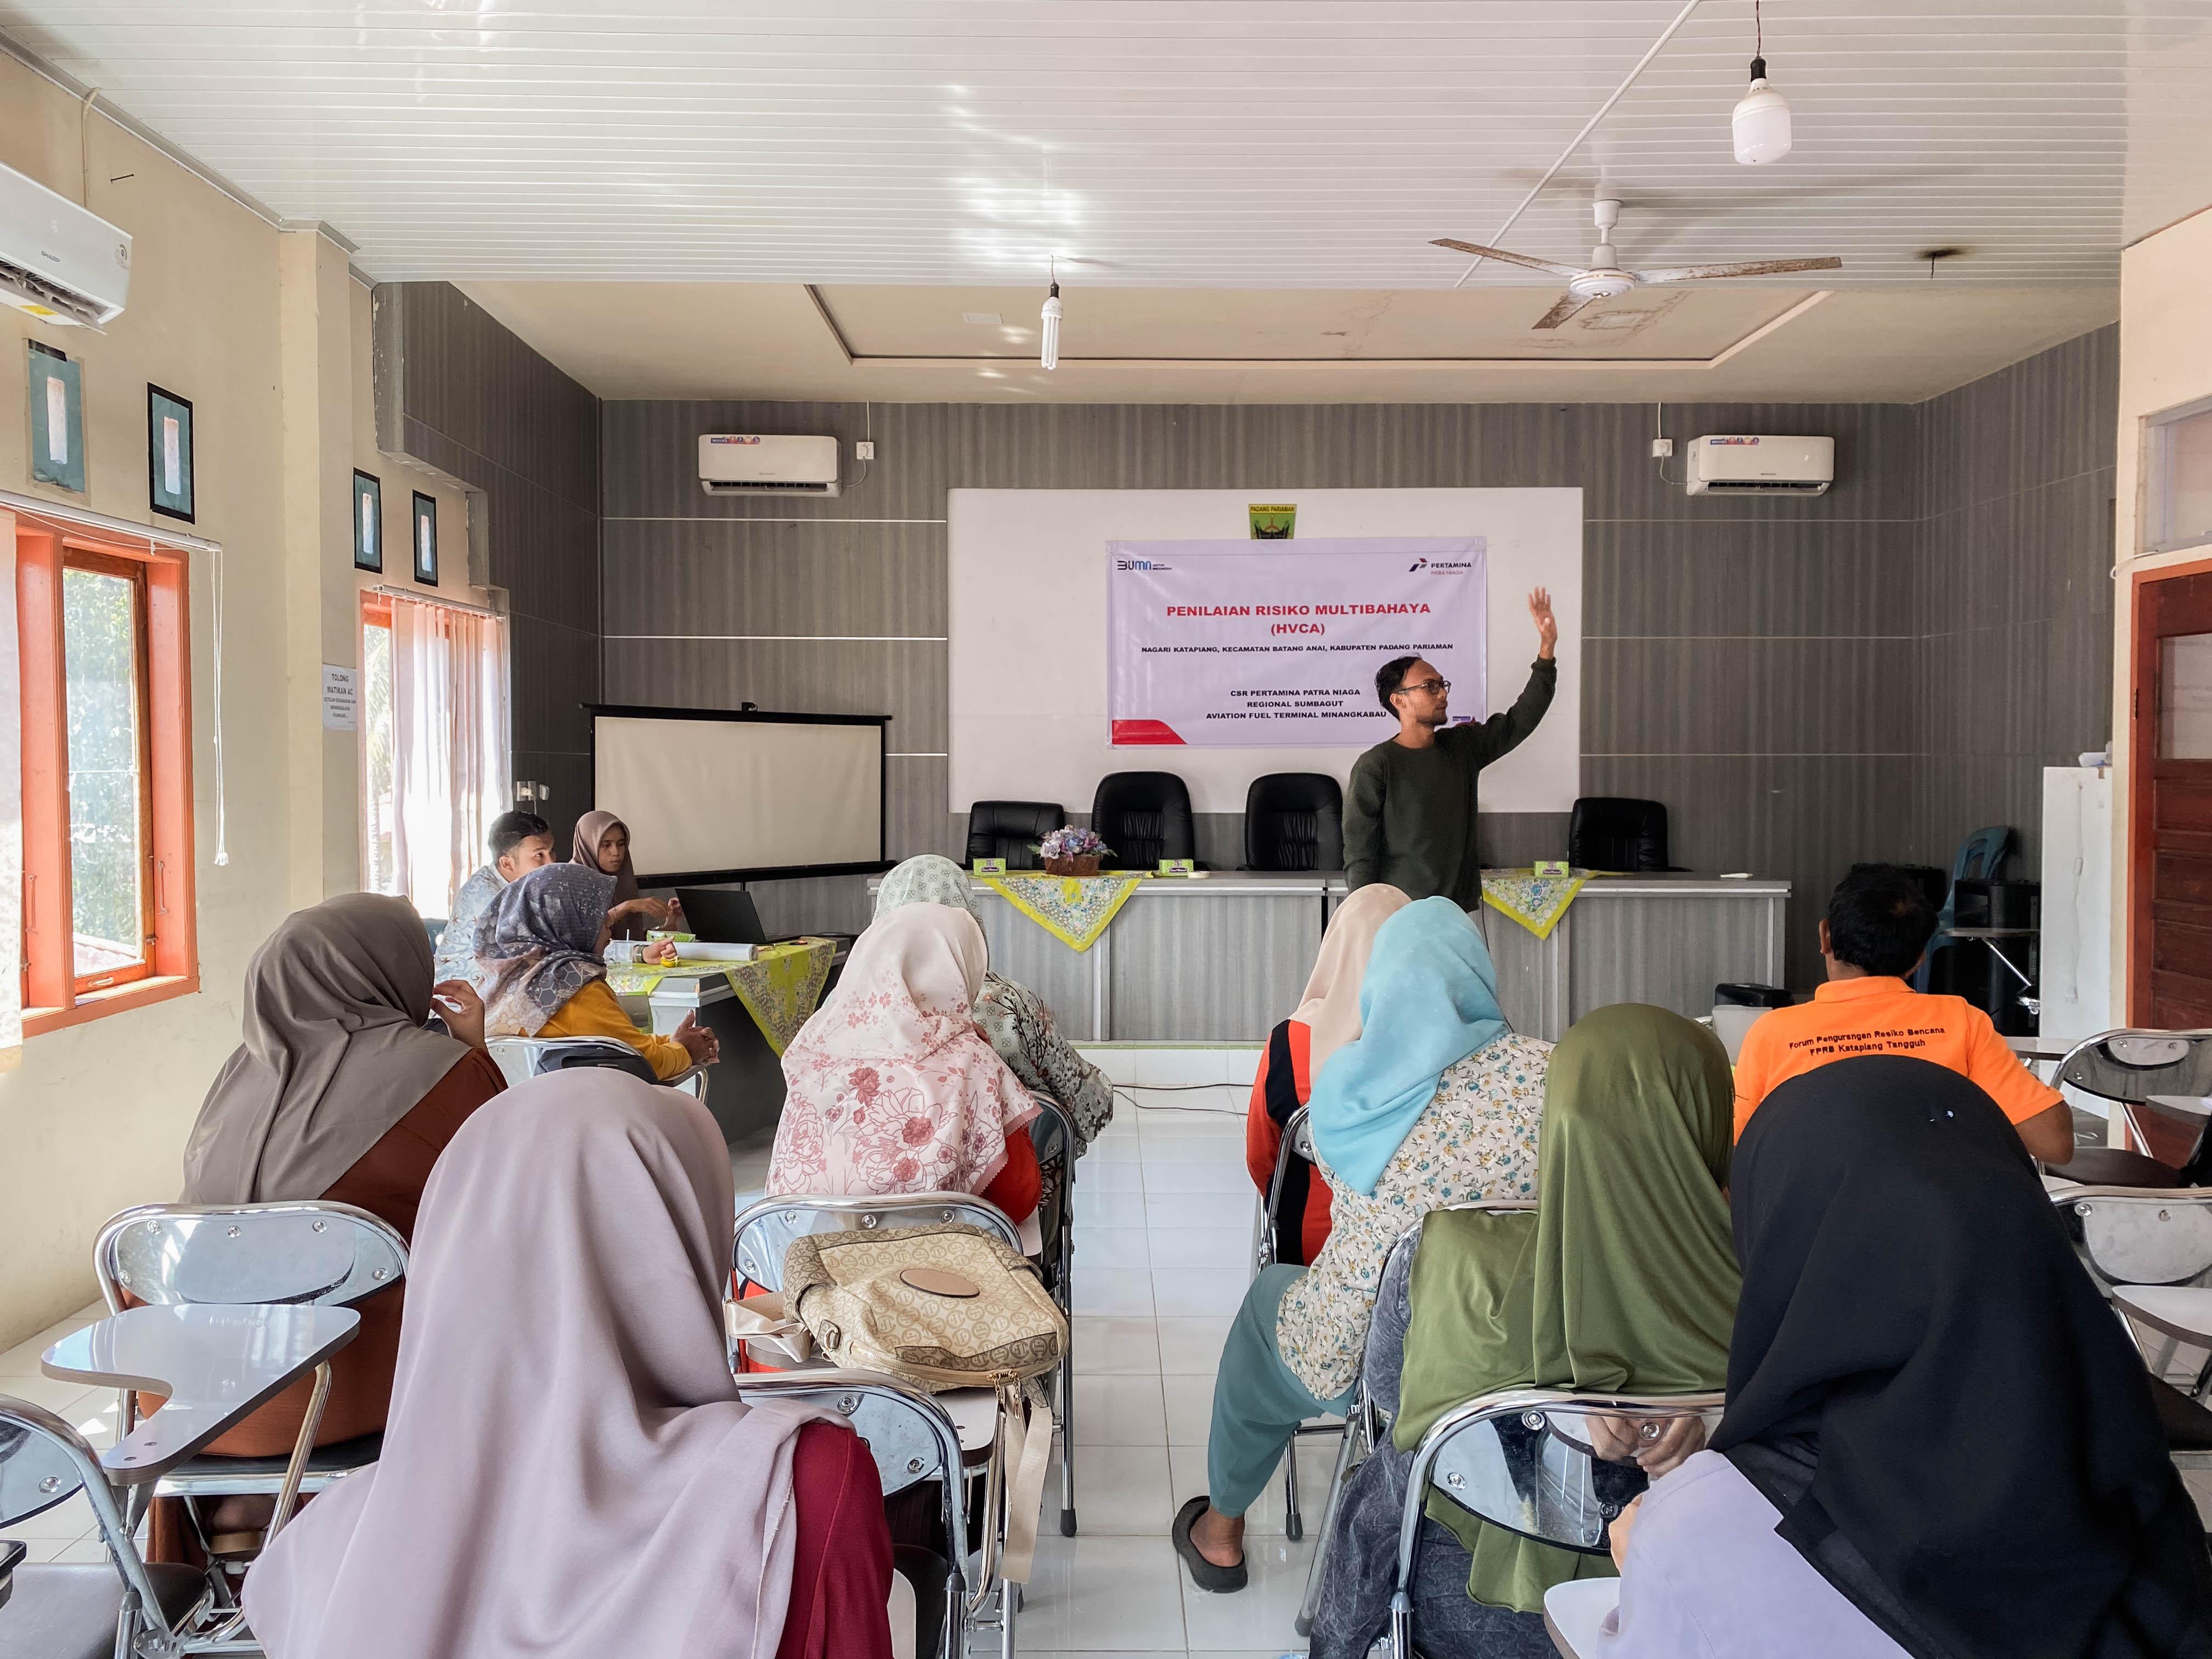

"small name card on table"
[1533,860,1571,877]
[972,857,1008,875]
[1158,859,1197,876]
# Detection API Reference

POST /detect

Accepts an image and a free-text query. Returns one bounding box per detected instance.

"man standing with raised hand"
[1342,588,1558,910]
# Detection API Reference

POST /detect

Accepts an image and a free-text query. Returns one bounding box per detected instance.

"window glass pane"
[2162,631,2212,760]
[63,566,145,980]
[2162,410,2212,549]
[363,619,400,894]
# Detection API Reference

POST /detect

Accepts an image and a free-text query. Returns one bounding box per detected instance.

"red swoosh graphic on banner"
[1110,720,1186,745]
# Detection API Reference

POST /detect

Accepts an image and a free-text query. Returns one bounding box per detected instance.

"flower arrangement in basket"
[1035,826,1111,877]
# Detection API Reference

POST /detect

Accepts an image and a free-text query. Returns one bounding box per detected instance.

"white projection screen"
[590,708,887,882]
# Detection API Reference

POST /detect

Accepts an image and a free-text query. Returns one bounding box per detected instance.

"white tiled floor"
[733,1041,1302,1658]
[1019,1045,1322,1659]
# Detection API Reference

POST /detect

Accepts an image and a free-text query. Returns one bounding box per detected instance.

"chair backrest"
[732,1372,970,1659]
[1090,772,1195,868]
[1403,1389,1725,1563]
[1243,774,1344,872]
[94,1201,407,1313]
[487,1035,662,1089]
[965,800,1065,870]
[1566,798,1669,873]
[2057,1187,2212,1288]
[0,1397,86,1529]
[1953,825,2012,888]
[0,1397,172,1632]
[2056,1030,2212,1108]
[735,1193,1023,1294]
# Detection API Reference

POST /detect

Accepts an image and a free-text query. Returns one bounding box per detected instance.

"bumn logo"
[1116,558,1173,571]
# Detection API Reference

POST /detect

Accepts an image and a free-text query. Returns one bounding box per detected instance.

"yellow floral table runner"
[980,873,1146,952]
[605,936,837,1055]
[1479,868,1590,940]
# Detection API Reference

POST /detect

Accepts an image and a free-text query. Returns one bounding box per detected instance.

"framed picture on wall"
[411,490,438,586]
[146,385,195,522]
[27,342,86,495]
[353,470,383,571]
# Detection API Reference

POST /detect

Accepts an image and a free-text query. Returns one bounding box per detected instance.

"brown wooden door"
[2132,566,2212,1025]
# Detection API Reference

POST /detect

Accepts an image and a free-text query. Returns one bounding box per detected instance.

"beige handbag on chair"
[783,1221,1066,1580]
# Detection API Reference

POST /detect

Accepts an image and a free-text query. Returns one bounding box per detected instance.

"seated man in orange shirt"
[1734,865,2073,1163]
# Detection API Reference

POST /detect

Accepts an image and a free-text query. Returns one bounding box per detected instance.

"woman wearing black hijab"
[1600,1056,2212,1659]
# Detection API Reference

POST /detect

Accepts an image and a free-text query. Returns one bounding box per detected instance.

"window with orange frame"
[16,517,198,1032]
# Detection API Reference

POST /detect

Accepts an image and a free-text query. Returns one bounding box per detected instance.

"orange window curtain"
[388,596,511,920]
[0,511,21,1069]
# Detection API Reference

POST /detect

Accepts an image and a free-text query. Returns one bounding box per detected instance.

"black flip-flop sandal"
[1171,1494,1248,1593]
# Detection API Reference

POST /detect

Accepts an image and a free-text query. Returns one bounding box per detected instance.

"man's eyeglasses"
[1401,678,1451,696]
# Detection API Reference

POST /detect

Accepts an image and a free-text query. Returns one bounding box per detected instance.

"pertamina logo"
[1408,557,1473,573]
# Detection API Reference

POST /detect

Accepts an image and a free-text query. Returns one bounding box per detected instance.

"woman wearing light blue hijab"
[1174,898,1550,1594]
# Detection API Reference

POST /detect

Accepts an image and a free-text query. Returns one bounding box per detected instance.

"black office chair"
[1091,772,1195,869]
[966,800,1066,870]
[1567,797,1679,872]
[1244,774,1344,871]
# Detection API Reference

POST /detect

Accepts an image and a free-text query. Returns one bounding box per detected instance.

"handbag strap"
[996,1380,1056,1584]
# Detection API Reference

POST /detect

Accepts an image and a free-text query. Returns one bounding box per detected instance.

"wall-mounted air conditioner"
[0,162,131,329]
[698,434,842,496]
[1685,435,1834,496]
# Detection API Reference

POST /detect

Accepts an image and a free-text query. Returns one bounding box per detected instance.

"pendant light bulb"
[1732,55,1792,165]
[1040,279,1063,371]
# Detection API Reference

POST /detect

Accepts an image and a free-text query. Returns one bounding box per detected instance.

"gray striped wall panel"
[380,282,603,846]
[600,324,2118,991]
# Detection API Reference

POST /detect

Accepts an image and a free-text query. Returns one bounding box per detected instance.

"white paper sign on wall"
[322,664,360,732]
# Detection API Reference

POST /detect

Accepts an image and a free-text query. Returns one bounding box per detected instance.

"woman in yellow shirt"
[476,864,716,1081]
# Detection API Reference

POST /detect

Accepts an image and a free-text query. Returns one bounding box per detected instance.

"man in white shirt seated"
[433,811,554,987]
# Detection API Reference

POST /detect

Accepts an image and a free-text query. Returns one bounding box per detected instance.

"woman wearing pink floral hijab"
[769,904,1043,1221]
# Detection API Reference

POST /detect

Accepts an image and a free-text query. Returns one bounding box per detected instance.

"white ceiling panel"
[2,0,2209,292]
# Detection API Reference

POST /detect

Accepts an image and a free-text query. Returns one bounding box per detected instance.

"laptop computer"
[674,888,769,946]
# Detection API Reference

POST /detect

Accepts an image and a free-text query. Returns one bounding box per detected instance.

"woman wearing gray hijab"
[475,862,718,1078]
[167,892,507,1559]
[873,854,1114,1153]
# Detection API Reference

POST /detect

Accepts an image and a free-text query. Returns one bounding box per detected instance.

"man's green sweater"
[1342,659,1557,909]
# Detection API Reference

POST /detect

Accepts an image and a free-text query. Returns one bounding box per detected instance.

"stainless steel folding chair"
[731,1190,1038,1659]
[1387,1388,1725,1659]
[1025,1091,1081,1536]
[2054,1029,2212,1175]
[0,1395,225,1658]
[92,1200,405,1590]
[1293,1200,1537,1639]
[486,1035,710,1101]
[1251,1104,1342,1541]
[733,1371,970,1659]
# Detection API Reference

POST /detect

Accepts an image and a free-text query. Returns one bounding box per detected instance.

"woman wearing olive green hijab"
[1307,1004,1739,1659]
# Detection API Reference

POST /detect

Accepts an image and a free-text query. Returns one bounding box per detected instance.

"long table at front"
[867,872,1790,1044]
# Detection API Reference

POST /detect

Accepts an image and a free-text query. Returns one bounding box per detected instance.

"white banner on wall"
[1105,538,1487,747]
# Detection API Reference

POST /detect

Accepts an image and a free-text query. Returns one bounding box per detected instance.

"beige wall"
[0,56,470,1346]
[2111,205,2212,1020]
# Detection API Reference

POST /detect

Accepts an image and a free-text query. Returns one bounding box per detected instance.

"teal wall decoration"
[27,343,86,495]
[147,385,194,522]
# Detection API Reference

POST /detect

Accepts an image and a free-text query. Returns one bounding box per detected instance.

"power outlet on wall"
[855,441,876,461]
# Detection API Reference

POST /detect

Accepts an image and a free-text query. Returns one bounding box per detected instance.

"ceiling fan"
[1433,199,1841,330]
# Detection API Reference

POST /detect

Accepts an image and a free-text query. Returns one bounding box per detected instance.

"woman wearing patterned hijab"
[476,863,716,1080]
[872,854,1114,1153]
[771,901,1043,1222]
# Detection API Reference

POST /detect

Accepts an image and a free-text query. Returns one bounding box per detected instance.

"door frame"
[2127,551,2212,1020]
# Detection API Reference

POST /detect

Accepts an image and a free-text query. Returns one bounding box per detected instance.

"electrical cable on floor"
[1109,1082,1245,1118]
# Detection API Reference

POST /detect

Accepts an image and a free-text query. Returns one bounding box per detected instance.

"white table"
[612,946,848,1144]
[906,871,1790,1043]
[43,1304,359,1485]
